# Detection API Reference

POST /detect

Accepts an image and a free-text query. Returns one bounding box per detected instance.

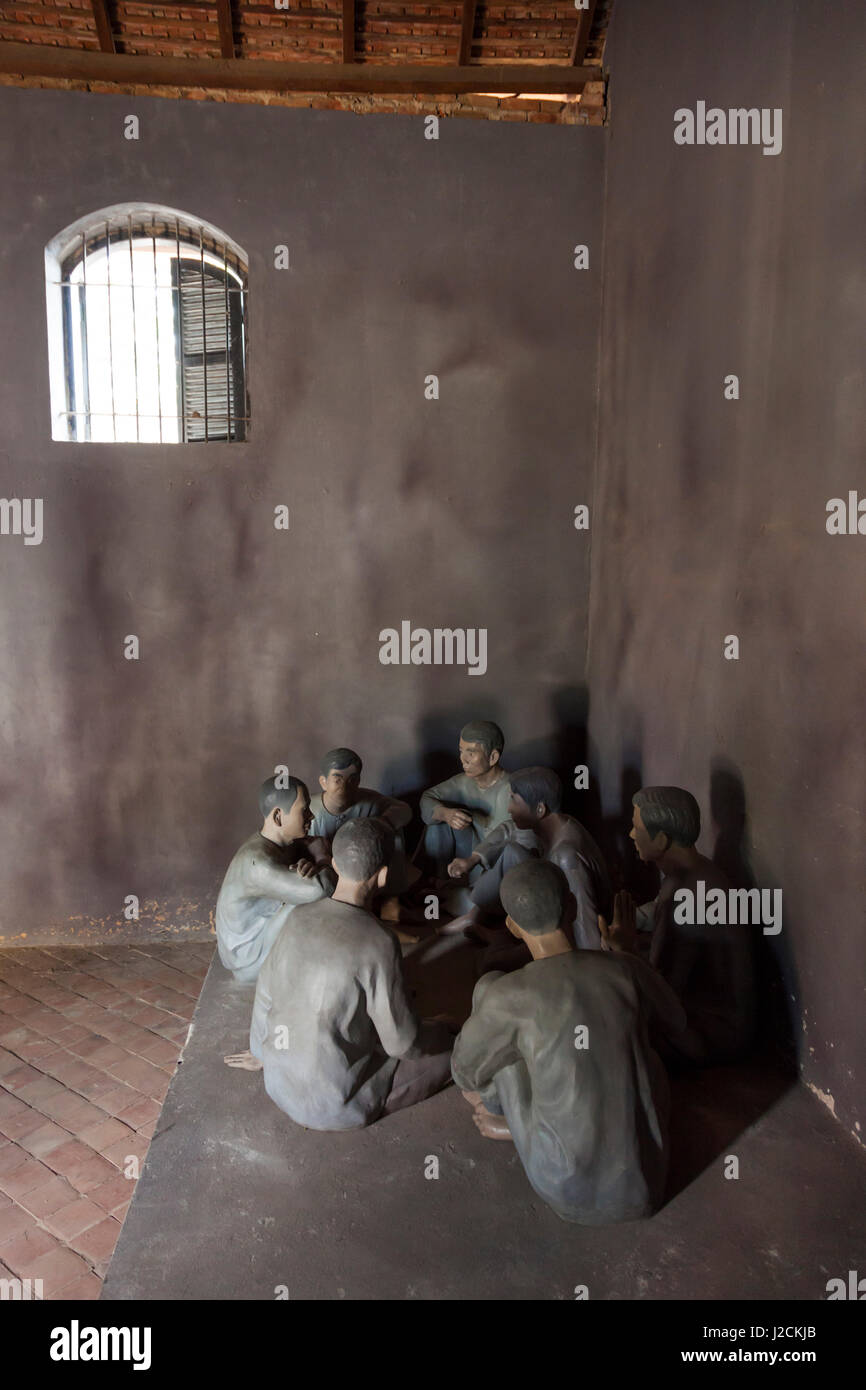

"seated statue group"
[218,720,757,1226]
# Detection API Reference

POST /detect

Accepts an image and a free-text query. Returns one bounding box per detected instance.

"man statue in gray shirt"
[215,774,336,984]
[225,819,454,1130]
[309,747,416,929]
[626,786,756,1065]
[452,860,686,1224]
[309,747,411,843]
[417,721,512,912]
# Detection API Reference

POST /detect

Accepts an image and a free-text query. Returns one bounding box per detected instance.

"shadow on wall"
[587,703,661,902]
[709,757,800,1069]
[507,684,593,817]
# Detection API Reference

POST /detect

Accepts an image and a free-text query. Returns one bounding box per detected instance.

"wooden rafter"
[215,0,234,61]
[0,43,597,94]
[458,0,477,67]
[90,0,115,55]
[342,0,355,65]
[570,0,598,66]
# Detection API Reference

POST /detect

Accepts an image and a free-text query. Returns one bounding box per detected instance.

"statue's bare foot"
[472,1109,513,1141]
[461,1090,483,1109]
[224,1051,263,1071]
[379,897,430,930]
[436,910,482,938]
[435,919,467,937]
[380,911,421,945]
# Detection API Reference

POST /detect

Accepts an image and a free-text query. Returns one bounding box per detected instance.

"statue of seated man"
[452,860,687,1225]
[442,766,612,954]
[224,818,455,1129]
[417,721,512,903]
[215,774,336,984]
[309,747,416,926]
[624,786,756,1065]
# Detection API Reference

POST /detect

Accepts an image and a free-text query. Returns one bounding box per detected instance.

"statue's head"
[258,774,311,844]
[458,720,504,779]
[331,816,390,889]
[508,767,562,827]
[631,786,700,862]
[319,747,363,811]
[501,859,573,939]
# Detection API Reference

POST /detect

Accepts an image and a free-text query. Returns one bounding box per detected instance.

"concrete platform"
[102,943,866,1301]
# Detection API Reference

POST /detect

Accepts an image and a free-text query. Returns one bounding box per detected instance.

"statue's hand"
[294,857,318,879]
[599,891,638,954]
[223,1051,263,1071]
[445,807,473,831]
[448,856,474,879]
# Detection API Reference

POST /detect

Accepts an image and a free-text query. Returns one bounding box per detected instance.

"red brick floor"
[0,941,212,1299]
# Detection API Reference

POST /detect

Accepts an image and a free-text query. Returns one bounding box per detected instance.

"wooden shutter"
[174,260,241,442]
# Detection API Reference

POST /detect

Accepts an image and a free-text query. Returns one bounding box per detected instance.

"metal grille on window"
[46,206,249,443]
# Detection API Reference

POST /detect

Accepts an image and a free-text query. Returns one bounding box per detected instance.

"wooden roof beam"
[90,0,115,54]
[342,0,355,64]
[0,44,597,94]
[458,0,477,67]
[570,0,598,66]
[215,0,235,60]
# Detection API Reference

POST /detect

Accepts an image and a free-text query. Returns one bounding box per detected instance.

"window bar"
[105,222,117,444]
[61,278,74,441]
[65,239,88,442]
[224,239,231,442]
[128,214,140,444]
[151,220,163,444]
[75,233,91,442]
[175,217,186,442]
[199,225,208,443]
[78,233,89,442]
[78,279,91,443]
[239,287,249,436]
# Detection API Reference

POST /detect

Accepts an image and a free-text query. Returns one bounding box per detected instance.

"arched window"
[45,204,249,443]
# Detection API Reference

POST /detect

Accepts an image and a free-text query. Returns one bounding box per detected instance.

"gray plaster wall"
[589,0,866,1139]
[0,89,602,944]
